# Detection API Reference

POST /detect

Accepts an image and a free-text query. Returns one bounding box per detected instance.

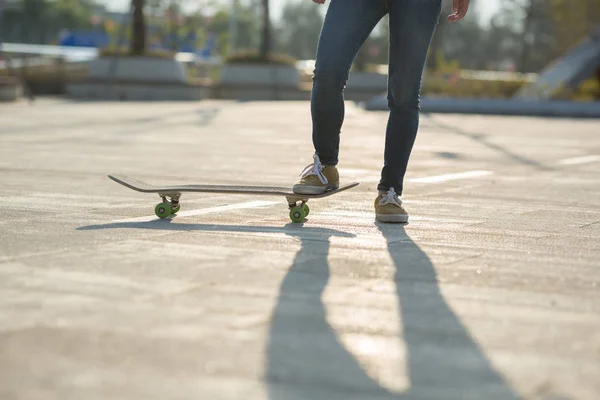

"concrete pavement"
[0,99,599,400]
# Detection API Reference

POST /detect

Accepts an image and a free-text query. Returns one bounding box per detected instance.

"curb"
[364,96,600,118]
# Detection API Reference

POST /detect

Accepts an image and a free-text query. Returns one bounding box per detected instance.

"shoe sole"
[376,213,409,223]
[293,184,339,195]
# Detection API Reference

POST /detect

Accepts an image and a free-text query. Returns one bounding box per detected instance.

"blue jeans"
[311,0,442,195]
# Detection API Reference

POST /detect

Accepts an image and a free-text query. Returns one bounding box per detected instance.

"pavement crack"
[579,221,600,228]
[443,253,484,266]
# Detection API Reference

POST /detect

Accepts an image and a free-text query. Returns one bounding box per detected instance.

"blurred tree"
[432,0,517,71]
[353,20,389,71]
[206,4,260,55]
[546,0,600,55]
[165,0,182,50]
[428,0,454,69]
[1,0,96,44]
[439,13,487,69]
[502,0,555,72]
[131,0,146,54]
[499,0,599,72]
[258,0,271,59]
[480,17,522,70]
[275,1,323,60]
[22,0,50,42]
[364,20,390,67]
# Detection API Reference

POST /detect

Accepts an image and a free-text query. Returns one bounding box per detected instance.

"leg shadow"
[79,218,518,398]
[377,223,519,399]
[266,223,519,399]
[266,232,393,400]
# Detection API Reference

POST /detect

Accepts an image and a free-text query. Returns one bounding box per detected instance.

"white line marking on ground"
[360,170,494,184]
[318,210,484,224]
[558,155,600,165]
[111,200,280,223]
[408,170,493,184]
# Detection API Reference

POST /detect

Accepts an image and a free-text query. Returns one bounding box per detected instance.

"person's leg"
[311,0,388,166]
[378,0,442,195]
[294,0,387,195]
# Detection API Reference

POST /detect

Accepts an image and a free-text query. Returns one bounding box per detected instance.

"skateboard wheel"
[303,204,310,217]
[171,204,181,214]
[155,202,171,219]
[289,206,306,223]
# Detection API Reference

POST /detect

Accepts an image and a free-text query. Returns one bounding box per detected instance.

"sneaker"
[293,154,339,194]
[375,188,409,223]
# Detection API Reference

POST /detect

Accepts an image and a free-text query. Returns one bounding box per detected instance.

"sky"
[101,0,503,23]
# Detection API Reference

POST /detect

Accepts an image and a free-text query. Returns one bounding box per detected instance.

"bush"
[98,48,176,59]
[0,75,19,84]
[421,52,527,99]
[0,63,87,95]
[225,50,297,66]
[422,73,527,99]
[553,79,600,102]
[423,54,598,101]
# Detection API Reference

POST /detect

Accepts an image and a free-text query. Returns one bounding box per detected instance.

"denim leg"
[378,0,442,194]
[311,0,387,166]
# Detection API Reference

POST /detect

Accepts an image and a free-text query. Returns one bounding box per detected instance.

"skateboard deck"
[108,174,359,222]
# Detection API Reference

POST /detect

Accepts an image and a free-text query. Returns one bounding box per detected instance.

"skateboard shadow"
[266,223,519,399]
[77,219,518,398]
[77,219,355,239]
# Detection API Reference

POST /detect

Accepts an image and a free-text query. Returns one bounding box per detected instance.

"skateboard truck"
[286,196,310,223]
[155,192,181,218]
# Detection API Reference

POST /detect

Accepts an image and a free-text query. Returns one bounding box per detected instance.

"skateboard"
[108,174,359,223]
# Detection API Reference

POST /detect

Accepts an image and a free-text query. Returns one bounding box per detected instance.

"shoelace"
[300,154,329,185]
[379,188,402,207]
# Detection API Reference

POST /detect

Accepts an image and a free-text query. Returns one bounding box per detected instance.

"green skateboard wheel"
[171,204,181,214]
[303,204,310,217]
[155,202,171,219]
[289,206,306,223]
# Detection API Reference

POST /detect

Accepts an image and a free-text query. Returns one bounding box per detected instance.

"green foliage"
[225,50,297,66]
[1,0,96,43]
[0,76,20,85]
[98,48,176,59]
[421,70,599,101]
[546,0,600,56]
[349,63,384,73]
[208,6,261,56]
[422,74,526,99]
[495,0,600,72]
[429,50,461,74]
[553,79,600,102]
[423,55,532,99]
[0,62,87,94]
[274,1,324,60]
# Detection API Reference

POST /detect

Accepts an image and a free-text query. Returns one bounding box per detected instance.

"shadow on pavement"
[0,107,220,135]
[77,220,354,239]
[267,223,519,400]
[423,114,553,171]
[77,219,518,399]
